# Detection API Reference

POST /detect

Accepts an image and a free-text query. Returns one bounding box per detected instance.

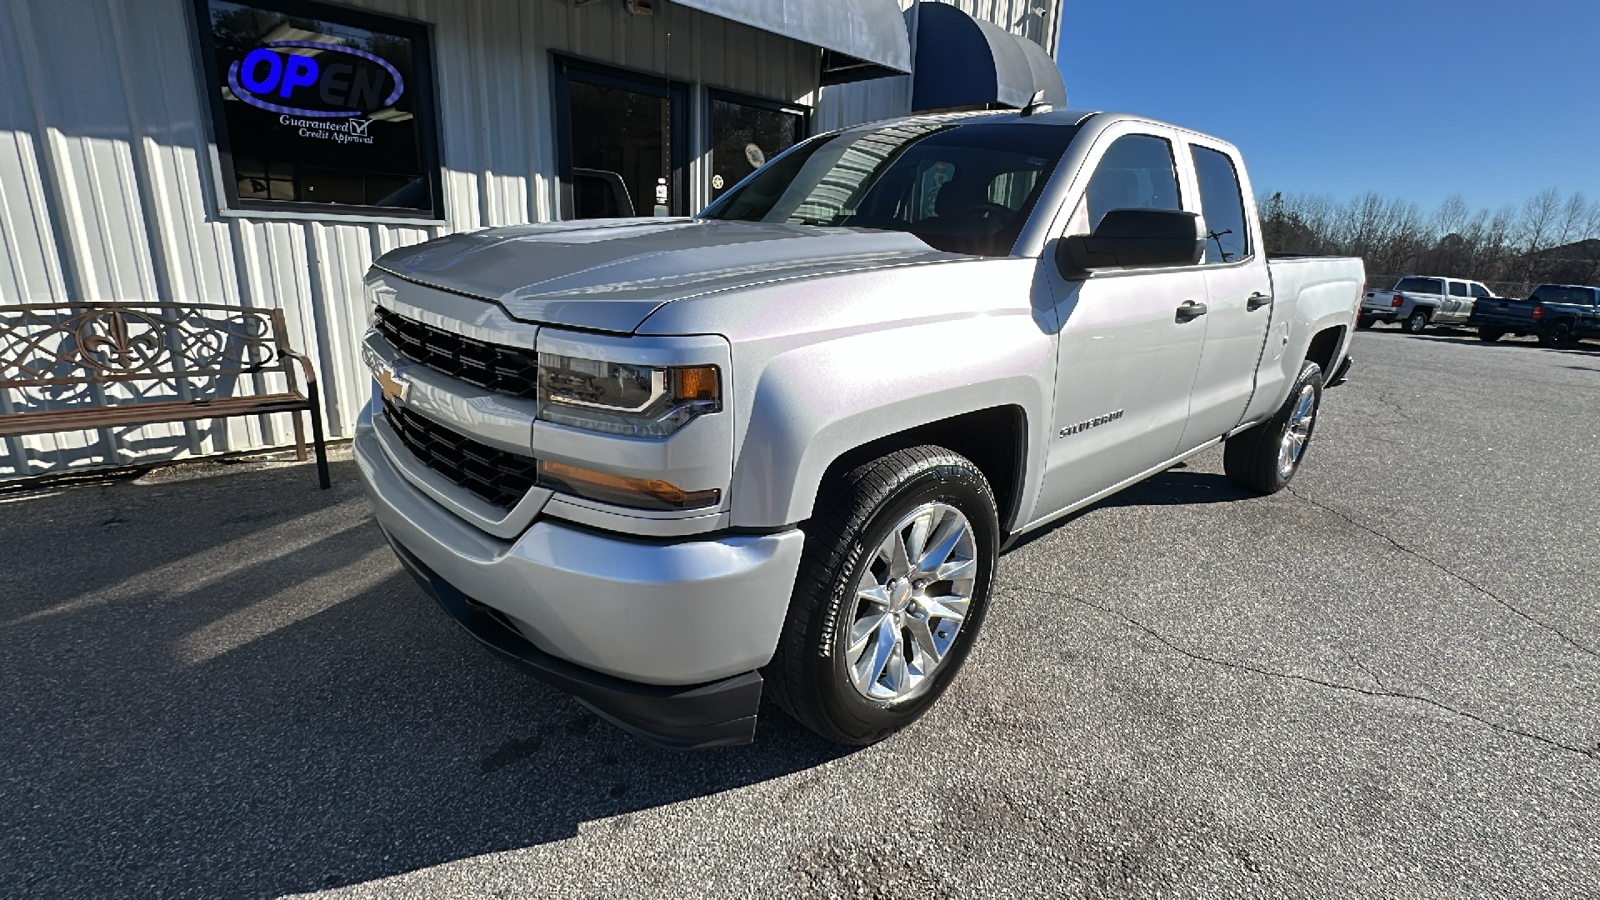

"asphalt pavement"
[2,326,1597,899]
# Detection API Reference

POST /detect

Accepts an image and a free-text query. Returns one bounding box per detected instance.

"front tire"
[1356,315,1375,330]
[1478,328,1505,343]
[1403,310,1430,334]
[1224,361,1324,495]
[765,446,999,746]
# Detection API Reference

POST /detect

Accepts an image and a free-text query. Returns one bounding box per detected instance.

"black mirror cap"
[1057,209,1204,276]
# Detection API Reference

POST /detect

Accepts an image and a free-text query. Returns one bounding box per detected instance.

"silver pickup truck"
[1359,275,1496,333]
[355,109,1364,749]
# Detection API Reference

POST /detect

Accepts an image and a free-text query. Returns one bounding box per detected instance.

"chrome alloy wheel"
[1277,384,1317,478]
[845,502,978,702]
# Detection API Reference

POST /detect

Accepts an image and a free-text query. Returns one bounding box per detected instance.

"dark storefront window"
[192,0,441,217]
[556,59,687,220]
[707,91,807,204]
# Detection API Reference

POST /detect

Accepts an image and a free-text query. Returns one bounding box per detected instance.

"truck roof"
[856,108,1237,152]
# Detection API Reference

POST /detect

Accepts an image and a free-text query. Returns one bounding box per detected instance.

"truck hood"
[371,218,963,333]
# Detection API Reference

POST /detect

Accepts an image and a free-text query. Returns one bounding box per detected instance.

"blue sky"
[1056,0,1600,213]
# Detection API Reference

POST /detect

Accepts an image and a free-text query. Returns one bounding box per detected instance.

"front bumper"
[385,532,765,748]
[353,409,806,747]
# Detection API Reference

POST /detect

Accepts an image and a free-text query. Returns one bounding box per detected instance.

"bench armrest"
[282,348,320,401]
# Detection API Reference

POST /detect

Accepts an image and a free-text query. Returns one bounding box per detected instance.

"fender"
[1242,262,1363,424]
[728,313,1054,528]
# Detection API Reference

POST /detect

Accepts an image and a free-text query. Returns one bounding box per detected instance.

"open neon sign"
[227,40,404,118]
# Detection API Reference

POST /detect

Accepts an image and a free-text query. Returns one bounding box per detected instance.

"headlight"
[536,355,721,438]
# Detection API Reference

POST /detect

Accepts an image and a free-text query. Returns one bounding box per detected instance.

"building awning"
[671,0,912,83]
[910,3,1068,112]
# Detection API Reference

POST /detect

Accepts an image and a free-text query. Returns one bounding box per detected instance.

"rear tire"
[765,446,999,746]
[1538,322,1573,348]
[1403,310,1430,334]
[1224,361,1324,495]
[1356,315,1375,330]
[1478,328,1505,343]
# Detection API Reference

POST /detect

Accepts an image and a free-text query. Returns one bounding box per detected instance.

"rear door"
[1176,138,1274,449]
[1468,282,1492,321]
[1446,281,1471,322]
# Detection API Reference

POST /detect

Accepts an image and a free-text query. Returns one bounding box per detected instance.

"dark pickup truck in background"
[1470,284,1600,347]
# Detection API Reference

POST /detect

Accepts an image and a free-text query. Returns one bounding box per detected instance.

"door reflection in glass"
[709,97,804,204]
[568,81,672,219]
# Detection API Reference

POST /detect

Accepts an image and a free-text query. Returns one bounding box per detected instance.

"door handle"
[1175,301,1208,322]
[1247,292,1273,310]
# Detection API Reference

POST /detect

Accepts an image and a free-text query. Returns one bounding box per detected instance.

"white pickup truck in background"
[1360,275,1496,333]
[355,108,1365,748]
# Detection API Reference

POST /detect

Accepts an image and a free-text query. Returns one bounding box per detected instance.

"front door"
[1178,141,1274,449]
[556,58,687,220]
[1032,128,1211,520]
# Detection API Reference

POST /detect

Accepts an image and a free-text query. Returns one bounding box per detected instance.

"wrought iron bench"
[0,302,329,488]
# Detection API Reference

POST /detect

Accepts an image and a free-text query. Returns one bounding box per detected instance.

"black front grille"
[382,398,539,511]
[374,307,540,397]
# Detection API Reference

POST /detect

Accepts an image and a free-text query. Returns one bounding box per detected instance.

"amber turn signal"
[671,365,720,403]
[538,460,721,511]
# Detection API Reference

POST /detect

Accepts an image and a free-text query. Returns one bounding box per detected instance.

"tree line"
[1258,189,1600,296]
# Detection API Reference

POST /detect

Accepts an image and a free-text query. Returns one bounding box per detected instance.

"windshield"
[1393,277,1444,295]
[1530,285,1598,306]
[699,120,1080,257]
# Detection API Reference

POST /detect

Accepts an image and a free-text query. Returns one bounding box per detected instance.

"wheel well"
[818,406,1027,535]
[1306,326,1345,374]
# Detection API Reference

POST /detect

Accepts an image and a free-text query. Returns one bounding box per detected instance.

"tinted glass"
[1529,285,1599,305]
[1084,134,1181,231]
[1190,145,1248,264]
[1469,283,1491,298]
[1394,277,1444,294]
[701,122,1080,256]
[197,0,437,214]
[568,80,673,218]
[1449,282,1469,296]
[709,98,804,203]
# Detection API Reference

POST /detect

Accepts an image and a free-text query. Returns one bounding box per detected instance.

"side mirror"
[1057,208,1204,277]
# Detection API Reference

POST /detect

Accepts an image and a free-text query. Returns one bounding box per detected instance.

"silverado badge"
[1059,409,1124,438]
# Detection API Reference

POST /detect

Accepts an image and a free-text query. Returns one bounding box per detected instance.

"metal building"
[0,0,1065,479]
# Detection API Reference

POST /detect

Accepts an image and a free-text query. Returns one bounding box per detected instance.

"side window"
[1190,145,1249,264]
[1083,134,1181,231]
[1449,282,1469,297]
[1469,283,1491,298]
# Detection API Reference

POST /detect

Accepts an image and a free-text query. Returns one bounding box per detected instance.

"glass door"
[707,90,808,204]
[555,58,687,220]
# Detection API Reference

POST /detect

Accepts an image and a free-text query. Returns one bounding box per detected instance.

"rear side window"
[1190,145,1249,264]
[1469,283,1491,298]
[1084,134,1181,231]
[1395,277,1444,294]
[1448,282,1469,296]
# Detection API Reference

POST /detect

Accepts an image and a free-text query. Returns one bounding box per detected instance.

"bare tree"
[1260,187,1600,295]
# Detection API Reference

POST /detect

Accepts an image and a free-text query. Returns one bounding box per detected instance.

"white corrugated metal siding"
[0,0,819,479]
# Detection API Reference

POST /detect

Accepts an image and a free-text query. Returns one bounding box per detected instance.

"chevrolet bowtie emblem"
[376,365,410,403]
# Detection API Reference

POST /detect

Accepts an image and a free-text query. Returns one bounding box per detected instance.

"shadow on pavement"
[1402,333,1599,354]
[1003,466,1253,555]
[0,460,850,898]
